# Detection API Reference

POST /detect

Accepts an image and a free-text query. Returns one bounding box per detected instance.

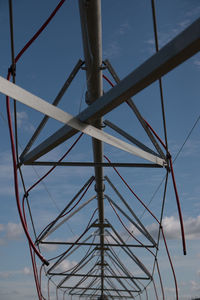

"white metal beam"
[0,76,165,166]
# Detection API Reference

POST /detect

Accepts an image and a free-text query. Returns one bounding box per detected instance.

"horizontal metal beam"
[71,294,134,299]
[62,287,139,293]
[11,17,200,164]
[49,273,150,280]
[40,241,155,248]
[23,161,163,168]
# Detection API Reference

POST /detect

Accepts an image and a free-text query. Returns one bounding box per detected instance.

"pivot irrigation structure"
[1,0,200,299]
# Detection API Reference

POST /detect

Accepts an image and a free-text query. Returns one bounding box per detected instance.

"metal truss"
[1,0,200,299]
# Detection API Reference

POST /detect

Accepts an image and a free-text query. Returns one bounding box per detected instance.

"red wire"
[61,176,94,217]
[15,0,66,64]
[108,199,155,257]
[35,174,93,242]
[169,157,186,255]
[144,119,166,149]
[155,259,165,300]
[48,278,51,300]
[161,227,179,299]
[22,196,43,299]
[7,0,67,268]
[56,287,58,300]
[103,74,115,87]
[48,208,98,264]
[145,287,148,300]
[104,155,160,224]
[6,96,48,265]
[144,120,187,255]
[152,278,159,300]
[30,247,42,300]
[103,74,181,298]
[27,132,83,193]
[39,265,43,300]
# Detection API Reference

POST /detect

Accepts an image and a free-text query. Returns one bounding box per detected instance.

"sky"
[0,0,200,299]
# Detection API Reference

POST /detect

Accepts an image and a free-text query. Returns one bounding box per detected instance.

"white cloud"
[186,5,200,18]
[145,9,200,58]
[194,59,200,67]
[0,267,32,279]
[103,41,120,59]
[0,238,5,246]
[23,267,32,275]
[40,243,58,252]
[16,111,35,132]
[103,21,130,59]
[0,222,24,245]
[6,222,23,239]
[191,280,200,292]
[55,259,77,273]
[119,22,130,35]
[133,215,200,241]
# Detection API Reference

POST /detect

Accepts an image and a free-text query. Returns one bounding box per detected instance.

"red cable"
[103,74,115,88]
[103,75,181,298]
[161,227,179,299]
[144,119,166,149]
[169,157,186,255]
[48,278,51,300]
[35,174,93,242]
[108,199,155,257]
[103,74,186,256]
[30,247,42,300]
[56,287,58,300]
[15,0,66,64]
[22,196,43,299]
[155,259,165,300]
[7,0,67,267]
[104,155,160,224]
[48,208,98,264]
[61,176,94,217]
[145,287,148,300]
[39,264,46,300]
[144,120,186,255]
[6,96,48,265]
[152,278,159,300]
[27,132,83,193]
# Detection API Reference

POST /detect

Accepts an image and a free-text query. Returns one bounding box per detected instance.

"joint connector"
[166,152,171,160]
[95,184,105,193]
[8,64,16,77]
[24,191,29,198]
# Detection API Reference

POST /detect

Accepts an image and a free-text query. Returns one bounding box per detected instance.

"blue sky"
[0,0,200,299]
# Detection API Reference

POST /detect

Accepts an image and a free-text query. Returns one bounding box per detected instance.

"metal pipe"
[78,0,105,297]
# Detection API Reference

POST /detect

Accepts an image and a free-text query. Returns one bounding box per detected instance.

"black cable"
[151,0,169,153]
[173,114,200,163]
[140,113,200,220]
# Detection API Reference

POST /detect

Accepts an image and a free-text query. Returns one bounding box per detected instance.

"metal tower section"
[79,0,105,296]
[2,0,200,298]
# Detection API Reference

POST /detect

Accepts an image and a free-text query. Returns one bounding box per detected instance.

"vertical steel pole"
[78,0,104,298]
